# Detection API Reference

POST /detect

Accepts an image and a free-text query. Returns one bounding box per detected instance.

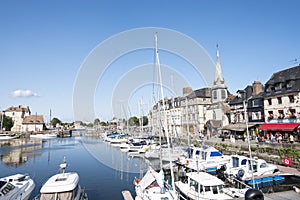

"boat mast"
[244,100,255,188]
[155,32,175,189]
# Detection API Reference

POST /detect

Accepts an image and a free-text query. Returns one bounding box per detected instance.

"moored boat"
[34,157,88,200]
[175,171,247,200]
[0,132,20,140]
[0,173,35,200]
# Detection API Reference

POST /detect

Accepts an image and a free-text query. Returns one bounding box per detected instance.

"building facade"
[263,65,300,124]
[4,105,31,132]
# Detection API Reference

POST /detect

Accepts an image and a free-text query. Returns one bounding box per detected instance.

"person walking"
[290,134,294,144]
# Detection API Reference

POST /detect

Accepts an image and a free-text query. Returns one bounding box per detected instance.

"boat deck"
[122,190,134,200]
[237,190,299,200]
[277,165,300,177]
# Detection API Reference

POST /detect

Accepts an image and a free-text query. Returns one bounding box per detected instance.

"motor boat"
[0,173,35,200]
[175,171,247,200]
[0,133,20,140]
[176,146,231,174]
[221,155,283,189]
[34,157,88,200]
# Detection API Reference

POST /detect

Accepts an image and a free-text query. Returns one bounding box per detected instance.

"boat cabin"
[39,172,81,200]
[176,172,234,199]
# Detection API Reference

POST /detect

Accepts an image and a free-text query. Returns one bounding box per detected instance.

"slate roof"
[266,65,300,85]
[187,88,211,98]
[264,65,300,96]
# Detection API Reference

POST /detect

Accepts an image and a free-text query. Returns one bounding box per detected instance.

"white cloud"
[11,90,39,98]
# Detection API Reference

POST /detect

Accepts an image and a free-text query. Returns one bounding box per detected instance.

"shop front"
[258,123,299,143]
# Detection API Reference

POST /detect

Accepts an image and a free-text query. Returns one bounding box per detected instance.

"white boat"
[110,134,128,147]
[30,132,58,139]
[176,146,230,174]
[175,171,247,200]
[145,145,185,162]
[221,155,283,189]
[0,173,35,200]
[34,157,88,200]
[134,166,178,200]
[0,133,20,140]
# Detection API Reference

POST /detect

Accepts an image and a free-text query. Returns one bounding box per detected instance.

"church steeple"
[214,45,225,85]
[212,45,227,103]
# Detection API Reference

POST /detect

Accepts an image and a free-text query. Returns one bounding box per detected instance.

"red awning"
[258,123,299,132]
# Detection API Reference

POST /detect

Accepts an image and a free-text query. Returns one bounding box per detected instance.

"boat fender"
[244,188,264,200]
[185,160,189,166]
[237,169,245,178]
[220,165,226,171]
[133,178,140,185]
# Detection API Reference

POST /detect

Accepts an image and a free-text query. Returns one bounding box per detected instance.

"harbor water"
[0,133,150,200]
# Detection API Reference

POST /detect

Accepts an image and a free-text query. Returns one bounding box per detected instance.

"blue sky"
[0,0,299,122]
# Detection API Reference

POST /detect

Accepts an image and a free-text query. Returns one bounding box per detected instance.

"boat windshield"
[40,191,73,200]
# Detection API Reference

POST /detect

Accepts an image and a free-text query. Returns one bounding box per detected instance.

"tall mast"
[155,32,175,189]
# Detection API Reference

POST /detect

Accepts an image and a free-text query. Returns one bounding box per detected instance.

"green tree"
[1,115,13,131]
[94,118,101,126]
[100,121,107,126]
[142,116,148,126]
[51,117,62,127]
[128,116,139,126]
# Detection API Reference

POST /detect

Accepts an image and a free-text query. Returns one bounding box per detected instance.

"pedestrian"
[278,133,282,144]
[290,134,294,144]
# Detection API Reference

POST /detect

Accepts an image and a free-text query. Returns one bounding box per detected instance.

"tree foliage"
[100,121,107,126]
[94,118,101,125]
[51,117,61,127]
[128,116,139,126]
[1,115,13,131]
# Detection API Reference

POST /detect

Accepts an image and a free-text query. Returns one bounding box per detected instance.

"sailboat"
[133,33,178,200]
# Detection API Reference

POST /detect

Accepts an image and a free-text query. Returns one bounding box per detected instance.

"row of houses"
[148,49,300,141]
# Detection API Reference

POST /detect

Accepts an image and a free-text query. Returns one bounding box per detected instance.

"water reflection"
[0,138,43,167]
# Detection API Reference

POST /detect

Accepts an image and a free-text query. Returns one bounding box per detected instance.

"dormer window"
[274,83,282,93]
[265,86,271,94]
[286,80,294,90]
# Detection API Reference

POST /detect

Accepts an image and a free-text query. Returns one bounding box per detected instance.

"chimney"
[252,81,263,95]
[183,87,192,97]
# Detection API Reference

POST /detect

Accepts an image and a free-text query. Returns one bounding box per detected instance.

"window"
[221,90,226,99]
[288,95,294,103]
[205,186,211,192]
[252,99,260,107]
[277,97,282,104]
[267,99,272,105]
[278,110,284,119]
[286,80,293,90]
[268,111,274,120]
[212,186,218,194]
[265,86,271,94]
[213,91,217,99]
[274,83,282,92]
[251,112,261,120]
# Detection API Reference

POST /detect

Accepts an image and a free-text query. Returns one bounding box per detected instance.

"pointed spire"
[214,44,224,84]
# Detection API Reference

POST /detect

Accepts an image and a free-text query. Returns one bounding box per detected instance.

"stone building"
[4,105,31,132]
